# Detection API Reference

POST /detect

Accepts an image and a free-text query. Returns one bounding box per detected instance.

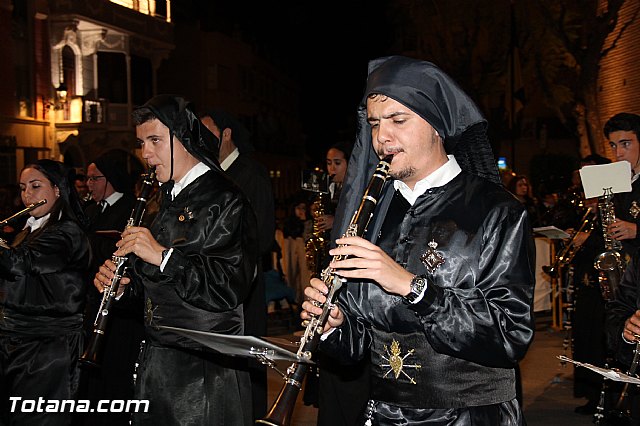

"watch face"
[413,276,426,292]
[404,275,426,303]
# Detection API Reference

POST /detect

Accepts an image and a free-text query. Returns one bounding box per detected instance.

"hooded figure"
[95,94,258,426]
[332,56,500,241]
[309,56,535,425]
[93,149,144,194]
[1,159,91,425]
[198,109,275,419]
[80,149,147,426]
[33,159,89,229]
[202,109,253,154]
[142,94,221,178]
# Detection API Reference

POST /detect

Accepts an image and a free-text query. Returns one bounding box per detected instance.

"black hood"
[201,109,254,154]
[140,95,221,172]
[93,149,137,194]
[364,55,486,152]
[32,159,88,229]
[331,56,500,244]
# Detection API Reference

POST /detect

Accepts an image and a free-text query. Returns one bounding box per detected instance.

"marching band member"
[302,56,535,425]
[0,160,90,425]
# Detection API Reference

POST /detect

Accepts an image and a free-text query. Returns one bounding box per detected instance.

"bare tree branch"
[601,4,639,58]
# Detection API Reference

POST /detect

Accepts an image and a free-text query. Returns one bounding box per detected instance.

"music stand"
[558,356,640,384]
[159,325,314,366]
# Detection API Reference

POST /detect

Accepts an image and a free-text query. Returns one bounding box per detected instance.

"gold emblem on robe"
[380,339,422,384]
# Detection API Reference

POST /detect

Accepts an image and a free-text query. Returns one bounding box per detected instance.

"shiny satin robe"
[322,172,535,425]
[614,176,640,257]
[79,192,142,426]
[128,170,258,426]
[0,219,91,426]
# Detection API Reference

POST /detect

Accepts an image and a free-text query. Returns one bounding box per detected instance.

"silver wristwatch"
[404,274,427,303]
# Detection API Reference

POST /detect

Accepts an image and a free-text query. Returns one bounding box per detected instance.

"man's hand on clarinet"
[329,236,415,297]
[301,278,344,332]
[93,258,130,294]
[115,226,166,266]
[623,311,640,343]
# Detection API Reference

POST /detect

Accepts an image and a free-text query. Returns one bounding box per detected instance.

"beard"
[391,166,416,181]
[375,147,415,181]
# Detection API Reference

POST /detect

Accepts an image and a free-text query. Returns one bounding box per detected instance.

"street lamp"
[56,81,68,102]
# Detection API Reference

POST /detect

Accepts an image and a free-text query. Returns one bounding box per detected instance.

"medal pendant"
[420,240,445,273]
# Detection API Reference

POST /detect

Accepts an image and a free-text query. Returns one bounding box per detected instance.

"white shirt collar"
[25,213,51,232]
[171,162,211,200]
[103,191,123,208]
[220,148,240,171]
[393,155,462,205]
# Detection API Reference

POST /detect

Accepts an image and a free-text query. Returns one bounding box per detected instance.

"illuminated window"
[109,0,171,22]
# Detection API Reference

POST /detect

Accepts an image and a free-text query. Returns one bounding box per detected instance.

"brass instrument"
[543,207,595,278]
[0,200,47,249]
[80,167,156,367]
[594,188,624,301]
[305,184,331,276]
[257,155,393,426]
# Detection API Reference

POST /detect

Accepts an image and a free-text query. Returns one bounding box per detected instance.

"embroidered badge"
[380,339,422,384]
[420,240,445,273]
[178,207,194,222]
[145,297,158,327]
[630,201,640,219]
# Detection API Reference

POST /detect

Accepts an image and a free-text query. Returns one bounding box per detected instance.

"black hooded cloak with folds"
[127,96,258,426]
[0,159,91,426]
[321,56,535,424]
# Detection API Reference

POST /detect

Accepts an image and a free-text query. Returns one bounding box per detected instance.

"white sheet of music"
[580,161,632,199]
[558,355,640,384]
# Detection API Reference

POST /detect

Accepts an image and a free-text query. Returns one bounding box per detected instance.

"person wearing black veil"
[78,149,145,426]
[302,56,535,424]
[200,109,275,420]
[95,95,258,425]
[0,159,91,425]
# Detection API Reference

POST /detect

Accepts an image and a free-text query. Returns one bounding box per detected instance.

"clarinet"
[257,155,392,426]
[80,167,156,368]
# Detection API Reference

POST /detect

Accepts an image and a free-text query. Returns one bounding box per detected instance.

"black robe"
[0,219,91,426]
[572,175,640,402]
[128,169,258,426]
[225,152,275,419]
[79,192,144,426]
[321,172,535,424]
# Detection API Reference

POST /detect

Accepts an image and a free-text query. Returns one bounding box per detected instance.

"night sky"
[173,0,397,161]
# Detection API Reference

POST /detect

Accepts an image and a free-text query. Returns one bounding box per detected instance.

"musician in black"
[79,150,144,426]
[200,109,275,420]
[604,113,640,422]
[302,56,535,424]
[572,113,640,415]
[0,160,90,425]
[94,95,258,425]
